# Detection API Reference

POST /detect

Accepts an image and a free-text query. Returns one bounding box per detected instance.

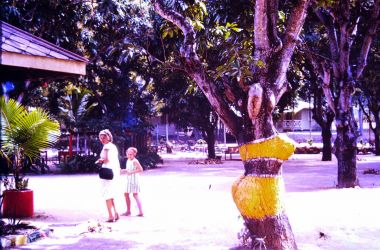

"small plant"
[2,177,29,190]
[237,224,252,248]
[307,138,313,146]
[196,139,206,145]
[252,236,267,250]
[0,97,60,190]
[237,220,267,250]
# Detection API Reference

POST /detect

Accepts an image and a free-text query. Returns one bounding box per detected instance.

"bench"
[224,146,240,160]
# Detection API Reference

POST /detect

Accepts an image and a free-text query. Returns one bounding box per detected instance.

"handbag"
[99,168,114,180]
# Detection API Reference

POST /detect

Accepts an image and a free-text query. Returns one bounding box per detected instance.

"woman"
[96,129,121,222]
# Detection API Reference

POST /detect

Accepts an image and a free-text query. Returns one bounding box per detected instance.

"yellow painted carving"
[232,175,284,219]
[239,134,295,161]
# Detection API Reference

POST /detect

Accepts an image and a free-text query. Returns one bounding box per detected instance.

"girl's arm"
[129,160,143,174]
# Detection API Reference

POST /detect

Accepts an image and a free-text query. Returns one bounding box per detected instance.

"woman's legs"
[133,193,143,216]
[124,193,131,215]
[106,199,114,221]
[106,198,119,221]
[112,199,119,220]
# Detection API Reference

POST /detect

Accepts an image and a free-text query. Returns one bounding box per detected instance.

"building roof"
[0,20,88,82]
[284,100,314,113]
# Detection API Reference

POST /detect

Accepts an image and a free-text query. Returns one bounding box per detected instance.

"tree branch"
[253,0,270,53]
[355,0,380,79]
[315,8,340,78]
[321,62,336,114]
[153,0,198,61]
[274,0,309,101]
[304,49,336,114]
[152,0,240,135]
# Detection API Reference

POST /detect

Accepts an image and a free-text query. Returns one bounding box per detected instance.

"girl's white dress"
[100,142,120,200]
[125,158,141,193]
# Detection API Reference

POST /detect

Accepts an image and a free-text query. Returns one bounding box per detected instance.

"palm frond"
[1,97,61,159]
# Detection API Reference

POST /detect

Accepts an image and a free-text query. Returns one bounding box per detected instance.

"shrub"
[57,155,98,174]
[137,152,163,170]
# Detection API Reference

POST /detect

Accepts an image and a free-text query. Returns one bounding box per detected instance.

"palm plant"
[58,84,97,155]
[0,97,60,190]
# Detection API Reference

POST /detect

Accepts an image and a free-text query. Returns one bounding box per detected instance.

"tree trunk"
[84,134,88,155]
[374,117,380,155]
[311,86,334,161]
[76,132,80,152]
[334,110,359,188]
[375,129,380,155]
[234,158,297,250]
[232,99,297,250]
[69,132,73,157]
[321,126,332,161]
[205,129,216,159]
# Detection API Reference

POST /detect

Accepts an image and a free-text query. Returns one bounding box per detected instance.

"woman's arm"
[96,148,109,164]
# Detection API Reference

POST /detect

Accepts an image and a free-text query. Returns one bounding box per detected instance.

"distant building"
[150,100,375,145]
[277,100,321,132]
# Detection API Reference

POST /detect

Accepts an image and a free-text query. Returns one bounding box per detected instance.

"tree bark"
[311,86,334,161]
[232,91,298,249]
[204,128,216,159]
[314,0,380,187]
[359,91,380,156]
[375,129,380,155]
[321,126,332,161]
[334,109,359,188]
[374,117,380,155]
[233,156,297,250]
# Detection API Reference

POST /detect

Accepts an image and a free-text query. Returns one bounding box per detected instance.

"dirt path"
[9,153,380,249]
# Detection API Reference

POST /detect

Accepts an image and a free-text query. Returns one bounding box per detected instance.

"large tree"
[311,0,380,187]
[155,71,219,158]
[299,51,335,161]
[357,35,380,155]
[149,0,310,249]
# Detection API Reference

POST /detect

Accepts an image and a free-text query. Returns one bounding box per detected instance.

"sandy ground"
[6,152,380,250]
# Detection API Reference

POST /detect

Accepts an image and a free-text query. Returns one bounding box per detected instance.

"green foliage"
[137,151,163,170]
[317,0,339,8]
[0,97,60,190]
[1,0,157,152]
[59,84,97,123]
[57,155,98,174]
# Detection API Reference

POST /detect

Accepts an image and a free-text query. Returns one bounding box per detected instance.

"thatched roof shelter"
[0,21,88,82]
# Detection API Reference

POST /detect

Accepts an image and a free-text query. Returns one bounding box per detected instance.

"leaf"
[231,27,242,32]
[256,60,266,68]
[162,30,168,39]
[198,2,207,15]
[224,31,231,39]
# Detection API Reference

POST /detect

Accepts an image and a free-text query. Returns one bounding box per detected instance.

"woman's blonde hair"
[127,147,138,155]
[99,129,113,142]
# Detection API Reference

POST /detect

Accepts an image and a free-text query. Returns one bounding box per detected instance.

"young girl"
[122,147,143,216]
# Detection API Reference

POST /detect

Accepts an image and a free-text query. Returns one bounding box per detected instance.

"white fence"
[283,120,302,131]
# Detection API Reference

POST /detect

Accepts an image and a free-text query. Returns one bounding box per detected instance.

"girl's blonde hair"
[127,147,138,155]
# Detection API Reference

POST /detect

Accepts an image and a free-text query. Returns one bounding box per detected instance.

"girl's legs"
[124,193,131,215]
[133,193,143,216]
